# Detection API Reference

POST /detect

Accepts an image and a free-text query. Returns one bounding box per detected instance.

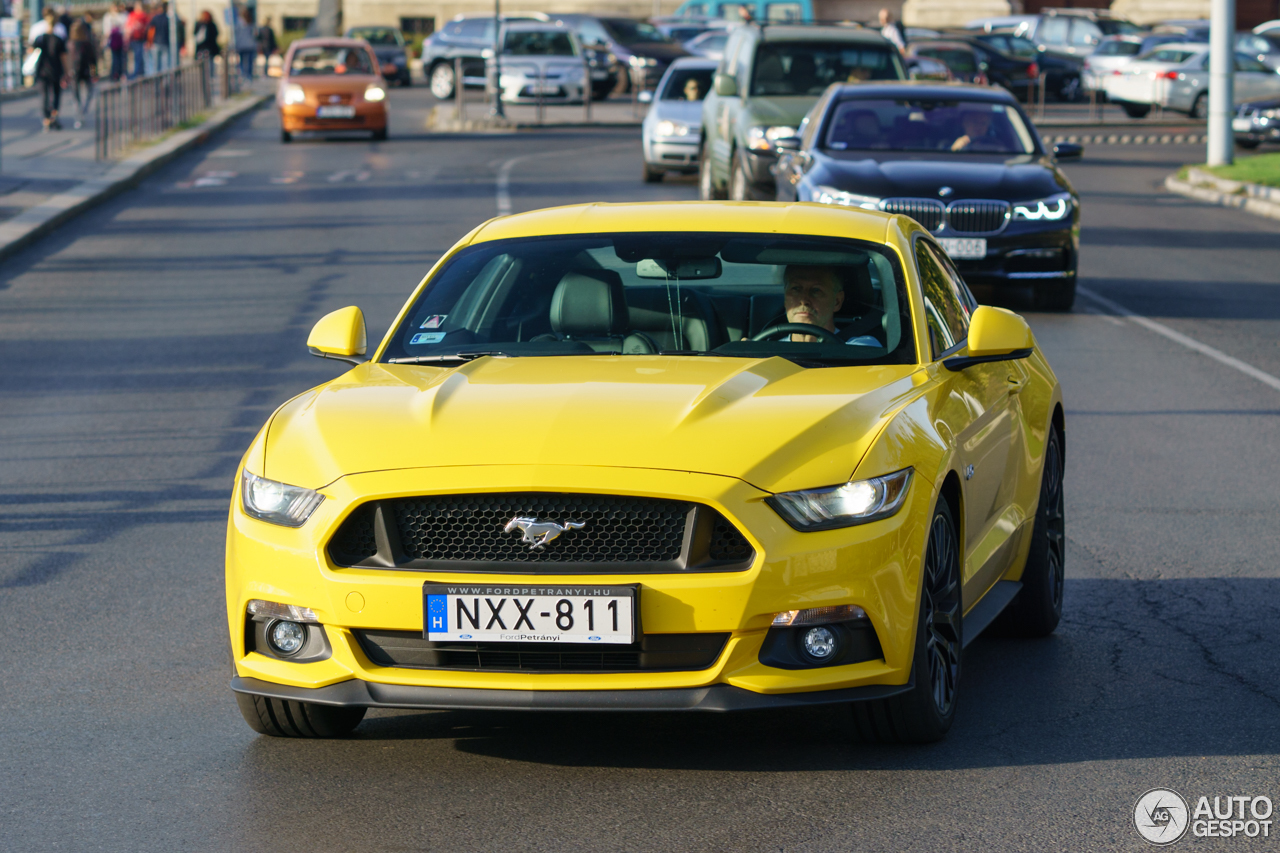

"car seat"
[540,270,659,353]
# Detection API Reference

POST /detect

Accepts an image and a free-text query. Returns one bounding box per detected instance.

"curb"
[1041,132,1207,146]
[1165,172,1280,221]
[0,92,270,263]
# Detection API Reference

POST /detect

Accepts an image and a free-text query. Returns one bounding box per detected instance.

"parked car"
[1235,95,1280,147]
[773,82,1083,310]
[542,14,628,99]
[641,56,718,181]
[596,16,689,90]
[421,13,545,99]
[699,23,906,201]
[277,38,388,143]
[685,28,730,60]
[498,22,587,104]
[905,55,951,81]
[1083,35,1144,93]
[905,41,989,84]
[968,10,1143,59]
[959,30,1084,101]
[1237,30,1280,69]
[673,0,813,22]
[345,26,412,86]
[652,15,725,43]
[1257,20,1280,34]
[1104,44,1280,118]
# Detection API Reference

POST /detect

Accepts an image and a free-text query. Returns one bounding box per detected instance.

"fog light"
[269,620,307,656]
[802,625,838,661]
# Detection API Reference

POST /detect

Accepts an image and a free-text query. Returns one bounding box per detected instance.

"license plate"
[316,105,355,118]
[1233,117,1253,132]
[529,84,560,93]
[937,237,987,260]
[423,583,636,644]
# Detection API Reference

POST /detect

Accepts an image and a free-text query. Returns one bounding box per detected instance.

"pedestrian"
[738,5,755,24]
[256,14,277,64]
[234,7,256,80]
[69,15,98,128]
[125,1,149,78]
[104,2,128,80]
[878,8,906,53]
[193,9,219,62]
[147,2,171,73]
[30,9,68,131]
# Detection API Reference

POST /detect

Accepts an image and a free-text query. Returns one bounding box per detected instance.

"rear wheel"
[373,127,388,141]
[280,129,292,143]
[994,425,1065,637]
[429,62,456,99]
[1237,138,1261,149]
[851,499,961,744]
[1190,92,1208,120]
[1121,102,1150,119]
[235,692,366,738]
[643,163,664,183]
[699,142,726,199]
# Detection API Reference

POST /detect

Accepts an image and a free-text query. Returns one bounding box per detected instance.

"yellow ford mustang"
[227,201,1065,742]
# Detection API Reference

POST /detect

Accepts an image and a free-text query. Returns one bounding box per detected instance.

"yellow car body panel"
[226,201,1064,713]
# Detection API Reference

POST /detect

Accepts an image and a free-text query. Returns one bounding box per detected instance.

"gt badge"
[504,516,586,550]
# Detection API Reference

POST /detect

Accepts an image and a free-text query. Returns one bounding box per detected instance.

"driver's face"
[784,267,844,332]
[684,77,702,100]
[963,112,990,137]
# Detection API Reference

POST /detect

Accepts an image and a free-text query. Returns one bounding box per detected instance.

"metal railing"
[95,56,240,160]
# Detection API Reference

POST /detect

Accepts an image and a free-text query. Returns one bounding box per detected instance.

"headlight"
[812,185,881,210]
[1012,192,1074,221]
[363,85,386,102]
[240,469,324,527]
[283,84,306,105]
[747,125,798,152]
[655,119,692,137]
[1261,108,1279,120]
[629,55,657,67]
[767,468,913,531]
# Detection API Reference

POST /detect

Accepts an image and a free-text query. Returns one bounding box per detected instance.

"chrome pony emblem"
[504,516,586,550]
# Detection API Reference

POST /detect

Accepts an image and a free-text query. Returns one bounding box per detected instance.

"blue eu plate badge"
[426,595,448,633]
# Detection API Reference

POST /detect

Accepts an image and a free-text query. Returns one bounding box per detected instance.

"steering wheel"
[752,323,844,344]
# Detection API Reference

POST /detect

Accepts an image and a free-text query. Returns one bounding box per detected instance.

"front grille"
[328,492,755,574]
[355,630,730,672]
[945,200,1011,234]
[881,198,944,231]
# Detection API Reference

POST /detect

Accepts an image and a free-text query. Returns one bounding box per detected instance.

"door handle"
[1007,376,1026,394]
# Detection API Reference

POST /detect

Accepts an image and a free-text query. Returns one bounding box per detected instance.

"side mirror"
[943,306,1034,370]
[713,72,737,96]
[774,135,801,151]
[307,306,368,365]
[637,89,653,103]
[1052,141,1083,160]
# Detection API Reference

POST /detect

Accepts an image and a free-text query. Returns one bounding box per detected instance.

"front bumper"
[226,464,927,703]
[950,221,1077,285]
[280,102,387,132]
[644,136,700,171]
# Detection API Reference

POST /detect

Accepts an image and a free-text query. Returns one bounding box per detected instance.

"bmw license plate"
[937,237,987,260]
[423,583,636,644]
[316,105,355,118]
[1232,117,1253,132]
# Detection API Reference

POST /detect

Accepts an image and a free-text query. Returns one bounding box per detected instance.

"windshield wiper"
[387,351,511,364]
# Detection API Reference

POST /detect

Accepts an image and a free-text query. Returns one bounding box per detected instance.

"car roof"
[503,21,571,31]
[468,202,895,246]
[668,55,721,67]
[288,37,372,49]
[757,24,890,44]
[829,81,1020,103]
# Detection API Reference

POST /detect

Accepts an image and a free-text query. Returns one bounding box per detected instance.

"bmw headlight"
[363,85,386,102]
[767,469,913,531]
[1012,192,1074,221]
[283,84,306,105]
[747,125,798,152]
[240,469,324,527]
[655,119,692,137]
[812,185,881,210]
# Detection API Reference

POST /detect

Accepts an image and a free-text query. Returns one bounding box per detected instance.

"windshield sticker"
[410,332,446,345]
[420,314,448,329]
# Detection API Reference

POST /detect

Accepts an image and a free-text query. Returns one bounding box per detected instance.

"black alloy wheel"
[235,692,366,738]
[994,424,1065,636]
[851,499,961,743]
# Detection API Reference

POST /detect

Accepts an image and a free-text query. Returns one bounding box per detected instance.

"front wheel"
[429,62,456,99]
[994,425,1065,637]
[1121,102,1150,119]
[235,692,366,738]
[1190,92,1207,120]
[372,127,388,141]
[1237,138,1261,149]
[643,163,664,183]
[280,129,292,143]
[851,499,961,744]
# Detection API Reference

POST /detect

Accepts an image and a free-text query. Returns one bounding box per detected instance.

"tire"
[993,425,1065,637]
[1121,102,1150,119]
[729,149,750,200]
[851,498,961,744]
[643,163,664,183]
[429,62,455,100]
[1032,276,1076,312]
[280,130,292,143]
[1237,138,1261,149]
[1190,92,1207,120]
[699,142,726,199]
[235,692,366,738]
[373,127,388,141]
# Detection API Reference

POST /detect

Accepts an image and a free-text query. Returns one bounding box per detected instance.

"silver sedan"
[1104,42,1280,118]
[640,57,718,183]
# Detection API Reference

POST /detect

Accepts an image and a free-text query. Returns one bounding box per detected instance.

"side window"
[1069,19,1101,47]
[1235,53,1266,72]
[444,20,467,37]
[915,239,973,358]
[458,19,487,39]
[1039,16,1069,46]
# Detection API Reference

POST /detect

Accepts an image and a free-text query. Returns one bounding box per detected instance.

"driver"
[783,265,844,342]
[950,109,1001,152]
[683,76,704,101]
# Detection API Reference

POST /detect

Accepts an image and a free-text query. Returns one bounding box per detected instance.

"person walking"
[234,7,256,80]
[256,15,277,67]
[68,15,98,128]
[147,2,170,73]
[30,9,68,131]
[103,2,128,80]
[193,9,220,62]
[125,1,149,77]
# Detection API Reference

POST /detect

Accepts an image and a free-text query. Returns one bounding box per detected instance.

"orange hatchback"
[278,38,388,143]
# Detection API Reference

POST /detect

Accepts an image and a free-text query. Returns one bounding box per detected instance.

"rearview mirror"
[1052,142,1083,160]
[943,306,1034,370]
[636,257,722,279]
[307,306,368,365]
[638,89,653,103]
[713,72,737,97]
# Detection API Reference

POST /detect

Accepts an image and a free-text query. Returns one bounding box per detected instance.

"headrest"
[551,270,628,337]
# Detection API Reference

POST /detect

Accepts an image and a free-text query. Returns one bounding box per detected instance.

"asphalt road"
[2,87,1279,852]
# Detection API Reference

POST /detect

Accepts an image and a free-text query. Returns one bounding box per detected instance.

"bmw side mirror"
[774,136,801,151]
[1052,142,1083,160]
[713,72,737,97]
[307,306,368,366]
[638,90,653,103]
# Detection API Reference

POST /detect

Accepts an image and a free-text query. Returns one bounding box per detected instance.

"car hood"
[743,95,816,128]
[648,98,705,125]
[625,42,689,61]
[813,152,1067,201]
[262,356,921,494]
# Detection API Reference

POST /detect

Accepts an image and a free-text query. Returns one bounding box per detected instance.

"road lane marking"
[327,170,353,182]
[270,171,304,184]
[495,142,636,216]
[1078,285,1280,393]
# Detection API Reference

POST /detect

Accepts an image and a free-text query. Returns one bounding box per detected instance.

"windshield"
[1141,47,1198,63]
[602,19,671,44]
[289,46,375,75]
[661,66,715,99]
[380,233,915,367]
[349,27,402,45]
[751,42,905,96]
[1095,39,1141,56]
[505,30,578,55]
[824,98,1037,154]
[1097,19,1144,36]
[915,47,978,73]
